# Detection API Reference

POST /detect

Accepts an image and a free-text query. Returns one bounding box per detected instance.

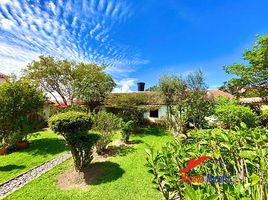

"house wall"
[144,105,168,122]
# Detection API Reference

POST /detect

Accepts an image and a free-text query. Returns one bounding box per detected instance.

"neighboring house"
[0,72,8,84]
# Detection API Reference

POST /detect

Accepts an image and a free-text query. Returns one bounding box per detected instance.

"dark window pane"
[150,110,159,118]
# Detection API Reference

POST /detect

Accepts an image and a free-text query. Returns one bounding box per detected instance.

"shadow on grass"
[0,164,26,172]
[24,138,68,156]
[137,128,168,137]
[57,161,125,189]
[87,161,125,185]
[127,139,143,144]
[101,145,136,157]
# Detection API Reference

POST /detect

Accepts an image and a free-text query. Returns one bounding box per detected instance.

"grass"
[6,128,173,200]
[0,131,68,184]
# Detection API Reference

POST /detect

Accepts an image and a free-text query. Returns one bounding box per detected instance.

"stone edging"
[0,153,71,199]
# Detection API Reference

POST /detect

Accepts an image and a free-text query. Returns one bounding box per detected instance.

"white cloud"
[0,0,11,6]
[48,1,56,14]
[112,78,136,93]
[0,40,40,74]
[0,18,14,29]
[0,0,147,80]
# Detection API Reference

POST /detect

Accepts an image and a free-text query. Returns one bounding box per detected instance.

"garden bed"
[5,128,172,200]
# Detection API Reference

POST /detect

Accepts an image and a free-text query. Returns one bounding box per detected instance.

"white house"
[108,83,234,122]
[142,89,233,122]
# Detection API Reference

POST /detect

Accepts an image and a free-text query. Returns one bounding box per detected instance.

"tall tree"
[158,70,212,136]
[74,64,115,112]
[23,56,116,109]
[224,35,268,98]
[158,74,187,120]
[23,55,76,105]
[185,70,212,128]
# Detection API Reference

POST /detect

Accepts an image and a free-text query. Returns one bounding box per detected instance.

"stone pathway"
[0,153,71,199]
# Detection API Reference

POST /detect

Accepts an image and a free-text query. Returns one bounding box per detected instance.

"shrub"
[92,111,122,152]
[146,125,268,199]
[49,104,88,117]
[214,96,258,128]
[0,80,45,145]
[261,109,268,127]
[92,111,122,154]
[105,92,149,126]
[49,111,99,171]
[121,120,135,143]
[105,106,147,127]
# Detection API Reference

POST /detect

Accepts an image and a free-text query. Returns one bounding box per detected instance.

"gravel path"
[0,153,71,199]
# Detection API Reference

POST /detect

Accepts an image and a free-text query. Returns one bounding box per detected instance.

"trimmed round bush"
[49,111,93,135]
[49,111,98,171]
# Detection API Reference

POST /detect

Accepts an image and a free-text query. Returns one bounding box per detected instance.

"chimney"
[137,82,145,91]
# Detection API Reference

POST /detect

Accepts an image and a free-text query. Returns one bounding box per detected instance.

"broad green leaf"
[206,194,219,200]
[214,150,221,159]
[220,143,231,150]
[185,185,197,200]
[250,173,260,185]
[239,150,256,160]
[144,148,151,157]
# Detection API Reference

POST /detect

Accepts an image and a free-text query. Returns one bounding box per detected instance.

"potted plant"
[13,132,30,150]
[0,136,8,155]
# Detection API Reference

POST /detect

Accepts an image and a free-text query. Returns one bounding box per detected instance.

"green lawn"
[0,131,68,184]
[6,128,172,200]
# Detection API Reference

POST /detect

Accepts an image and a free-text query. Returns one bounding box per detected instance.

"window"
[150,110,159,118]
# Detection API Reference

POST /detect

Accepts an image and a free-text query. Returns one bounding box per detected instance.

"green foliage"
[214,97,258,128]
[24,55,76,105]
[48,111,98,171]
[49,111,93,134]
[223,35,268,97]
[105,93,149,126]
[0,79,45,145]
[0,131,67,184]
[49,105,88,117]
[159,74,187,112]
[146,125,268,200]
[121,120,135,142]
[5,128,172,200]
[105,92,149,107]
[159,70,213,136]
[24,55,115,111]
[261,109,268,127]
[74,64,115,111]
[92,111,122,154]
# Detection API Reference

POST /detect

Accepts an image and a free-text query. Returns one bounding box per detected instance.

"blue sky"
[0,0,268,92]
